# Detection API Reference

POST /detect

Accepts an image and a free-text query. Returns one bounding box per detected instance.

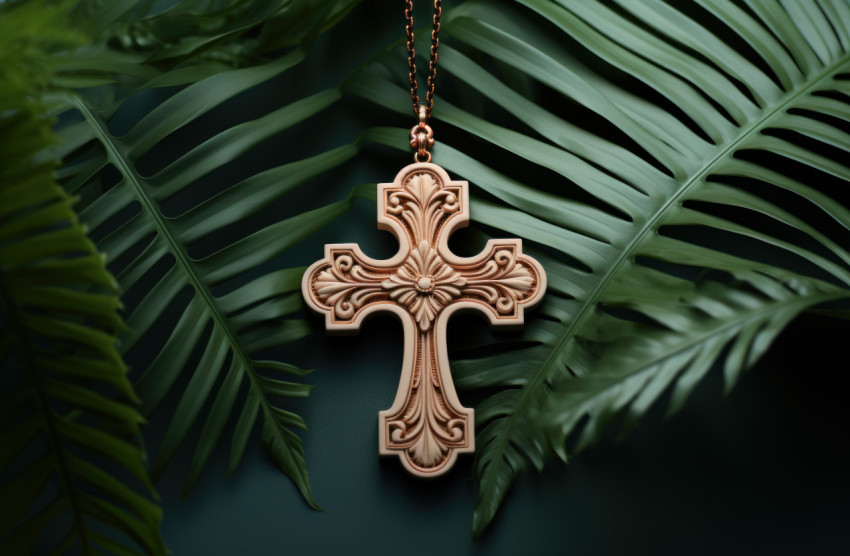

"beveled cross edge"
[301,162,547,477]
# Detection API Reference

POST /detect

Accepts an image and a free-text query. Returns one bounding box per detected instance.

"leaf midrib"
[0,263,90,553]
[558,289,850,417]
[68,93,304,493]
[487,54,850,471]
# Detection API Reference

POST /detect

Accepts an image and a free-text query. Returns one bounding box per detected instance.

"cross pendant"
[302,163,546,477]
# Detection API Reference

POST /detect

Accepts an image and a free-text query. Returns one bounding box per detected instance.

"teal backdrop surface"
[152,295,850,555]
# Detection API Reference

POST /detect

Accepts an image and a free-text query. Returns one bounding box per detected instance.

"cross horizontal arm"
[440,239,546,326]
[302,244,398,332]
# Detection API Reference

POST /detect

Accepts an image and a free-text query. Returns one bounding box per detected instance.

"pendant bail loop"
[410,117,435,163]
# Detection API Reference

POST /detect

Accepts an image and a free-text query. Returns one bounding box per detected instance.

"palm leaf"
[0,2,164,553]
[546,272,848,450]
[345,0,850,535]
[52,0,360,505]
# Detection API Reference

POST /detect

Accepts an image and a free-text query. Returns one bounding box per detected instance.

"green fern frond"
[52,0,360,506]
[347,0,850,535]
[547,273,848,449]
[0,2,164,554]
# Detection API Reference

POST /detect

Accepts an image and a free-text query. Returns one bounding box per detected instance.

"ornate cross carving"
[302,163,546,477]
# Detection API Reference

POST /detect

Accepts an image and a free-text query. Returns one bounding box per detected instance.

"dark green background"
[110,3,850,553]
[152,298,850,555]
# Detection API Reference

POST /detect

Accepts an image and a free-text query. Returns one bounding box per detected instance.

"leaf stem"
[67,91,316,505]
[555,289,850,423]
[0,264,90,553]
[479,52,850,524]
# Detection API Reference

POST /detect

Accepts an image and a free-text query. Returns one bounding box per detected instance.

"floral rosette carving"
[382,241,467,331]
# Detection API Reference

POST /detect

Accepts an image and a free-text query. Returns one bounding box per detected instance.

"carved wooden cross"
[302,163,546,477]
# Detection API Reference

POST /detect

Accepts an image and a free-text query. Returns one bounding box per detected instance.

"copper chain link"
[405,0,442,162]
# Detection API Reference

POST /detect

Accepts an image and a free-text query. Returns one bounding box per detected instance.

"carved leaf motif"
[387,171,460,246]
[386,330,468,471]
[313,254,386,320]
[464,248,536,315]
[409,427,445,468]
[408,172,440,206]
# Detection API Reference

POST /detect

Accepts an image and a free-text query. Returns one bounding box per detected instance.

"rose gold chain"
[405,0,442,162]
[405,0,442,120]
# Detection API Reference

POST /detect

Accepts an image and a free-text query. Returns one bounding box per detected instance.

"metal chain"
[405,0,442,120]
[405,1,442,162]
